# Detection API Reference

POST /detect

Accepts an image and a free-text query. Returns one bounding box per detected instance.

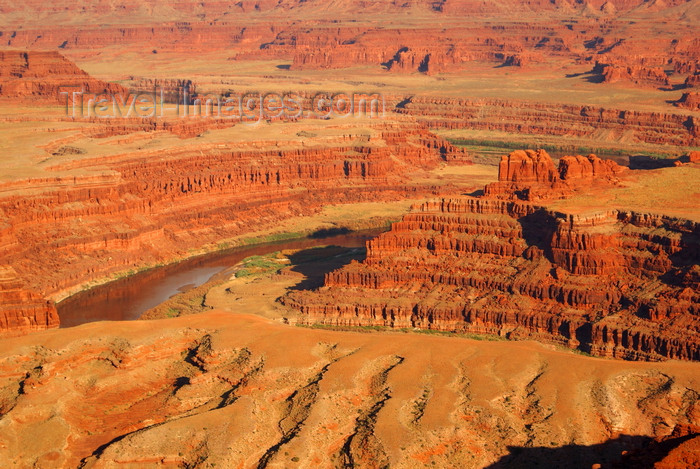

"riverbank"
[57,231,379,327]
[52,197,420,306]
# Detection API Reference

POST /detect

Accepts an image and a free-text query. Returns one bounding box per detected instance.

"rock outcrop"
[0,123,469,334]
[484,150,626,201]
[600,62,670,88]
[287,151,698,361]
[0,51,126,102]
[676,92,700,111]
[0,266,58,333]
[685,74,700,88]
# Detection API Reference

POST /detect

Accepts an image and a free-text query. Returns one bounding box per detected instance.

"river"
[56,230,381,327]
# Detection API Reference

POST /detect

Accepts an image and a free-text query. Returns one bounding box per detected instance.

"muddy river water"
[57,230,381,327]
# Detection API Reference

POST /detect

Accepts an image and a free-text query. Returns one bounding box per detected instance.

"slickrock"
[0,311,698,467]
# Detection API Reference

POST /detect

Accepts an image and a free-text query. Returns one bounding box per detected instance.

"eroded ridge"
[288,150,700,361]
[0,119,468,333]
[1,315,697,467]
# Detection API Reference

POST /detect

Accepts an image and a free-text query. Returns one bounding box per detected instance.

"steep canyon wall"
[287,150,700,361]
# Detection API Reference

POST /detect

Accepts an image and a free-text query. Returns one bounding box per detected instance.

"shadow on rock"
[486,435,648,469]
[310,227,352,238]
[486,430,698,469]
[286,245,366,291]
[628,155,678,169]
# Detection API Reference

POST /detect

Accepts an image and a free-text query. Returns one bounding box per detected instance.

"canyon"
[396,96,700,148]
[287,150,700,361]
[0,1,698,467]
[0,114,471,333]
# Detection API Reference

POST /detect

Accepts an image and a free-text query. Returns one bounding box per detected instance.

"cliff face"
[600,62,671,88]
[287,151,699,361]
[3,4,696,78]
[0,266,59,333]
[2,0,688,21]
[0,124,468,334]
[676,92,700,111]
[0,51,126,102]
[497,149,558,183]
[484,150,626,201]
[395,96,700,147]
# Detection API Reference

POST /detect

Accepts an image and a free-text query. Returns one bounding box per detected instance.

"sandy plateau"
[0,0,699,467]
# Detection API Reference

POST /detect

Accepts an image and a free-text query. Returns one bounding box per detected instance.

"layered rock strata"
[0,124,467,333]
[0,266,58,333]
[288,151,699,361]
[484,149,626,201]
[0,51,126,102]
[2,4,697,79]
[395,96,700,147]
[676,92,700,111]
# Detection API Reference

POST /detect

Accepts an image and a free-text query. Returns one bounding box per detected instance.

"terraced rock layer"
[396,96,700,147]
[0,266,58,334]
[484,149,627,201]
[0,124,466,333]
[2,1,698,83]
[288,152,700,361]
[0,51,126,102]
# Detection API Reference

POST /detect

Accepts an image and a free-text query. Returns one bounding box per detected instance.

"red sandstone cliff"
[395,96,699,147]
[676,92,700,111]
[1,4,695,79]
[484,150,626,201]
[0,266,58,333]
[0,51,126,102]
[287,151,698,361]
[0,123,469,334]
[600,62,671,88]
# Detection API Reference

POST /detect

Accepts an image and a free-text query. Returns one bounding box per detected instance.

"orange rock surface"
[288,151,699,361]
[0,1,697,467]
[0,117,468,333]
[0,51,126,102]
[396,97,700,147]
[676,91,700,111]
[0,311,698,467]
[0,266,58,333]
[484,149,626,201]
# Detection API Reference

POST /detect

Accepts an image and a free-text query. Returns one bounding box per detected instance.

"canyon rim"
[0,1,699,468]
